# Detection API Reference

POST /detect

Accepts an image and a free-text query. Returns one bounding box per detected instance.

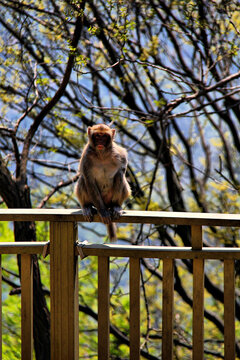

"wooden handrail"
[77,243,240,259]
[0,208,240,226]
[0,210,239,359]
[0,242,48,254]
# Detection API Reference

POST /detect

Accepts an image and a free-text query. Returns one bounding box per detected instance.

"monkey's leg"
[82,205,97,222]
[111,172,131,221]
[110,205,123,220]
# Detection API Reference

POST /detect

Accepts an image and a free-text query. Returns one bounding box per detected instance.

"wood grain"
[224,259,235,360]
[98,256,110,359]
[78,243,240,259]
[162,259,174,360]
[0,208,240,226]
[130,258,140,360]
[50,221,79,360]
[21,254,33,360]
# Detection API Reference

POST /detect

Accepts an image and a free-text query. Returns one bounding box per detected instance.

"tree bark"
[0,156,51,359]
[0,3,86,358]
[14,220,50,360]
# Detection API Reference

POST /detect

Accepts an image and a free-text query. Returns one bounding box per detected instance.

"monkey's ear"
[87,127,92,136]
[111,129,116,138]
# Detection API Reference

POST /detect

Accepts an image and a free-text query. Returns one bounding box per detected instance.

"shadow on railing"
[0,209,239,360]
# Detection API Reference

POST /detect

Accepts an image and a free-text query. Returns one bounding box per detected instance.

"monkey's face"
[88,125,116,150]
[92,132,111,150]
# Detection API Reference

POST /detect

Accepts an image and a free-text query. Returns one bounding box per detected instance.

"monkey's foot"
[82,206,96,222]
[99,208,112,224]
[110,206,123,220]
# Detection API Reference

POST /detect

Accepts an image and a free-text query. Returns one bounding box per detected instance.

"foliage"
[0,0,240,358]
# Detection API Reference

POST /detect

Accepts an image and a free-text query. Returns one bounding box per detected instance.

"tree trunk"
[0,158,51,360]
[14,220,50,360]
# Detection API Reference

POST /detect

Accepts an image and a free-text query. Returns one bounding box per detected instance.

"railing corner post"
[50,221,79,360]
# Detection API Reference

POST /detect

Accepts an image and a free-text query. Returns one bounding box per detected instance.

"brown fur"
[75,124,131,241]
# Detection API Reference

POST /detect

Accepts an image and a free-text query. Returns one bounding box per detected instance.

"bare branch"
[14,62,39,133]
[38,174,79,209]
[20,3,86,183]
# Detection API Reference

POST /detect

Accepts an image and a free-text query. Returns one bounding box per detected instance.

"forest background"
[0,0,240,359]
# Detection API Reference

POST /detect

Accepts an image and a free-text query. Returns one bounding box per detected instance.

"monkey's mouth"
[97,145,104,150]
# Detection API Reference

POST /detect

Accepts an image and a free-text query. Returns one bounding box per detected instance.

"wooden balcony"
[0,209,239,359]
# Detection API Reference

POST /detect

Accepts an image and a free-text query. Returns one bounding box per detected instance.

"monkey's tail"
[107,223,117,242]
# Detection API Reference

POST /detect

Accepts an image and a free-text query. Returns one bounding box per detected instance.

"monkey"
[75,124,131,241]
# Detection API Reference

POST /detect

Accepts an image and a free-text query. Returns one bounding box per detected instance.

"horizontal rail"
[0,242,48,254]
[0,213,239,360]
[77,243,240,259]
[0,209,240,226]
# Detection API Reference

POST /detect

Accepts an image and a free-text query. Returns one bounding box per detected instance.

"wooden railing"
[0,209,240,359]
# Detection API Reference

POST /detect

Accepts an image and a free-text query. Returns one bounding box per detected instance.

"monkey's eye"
[95,134,108,140]
[93,133,110,148]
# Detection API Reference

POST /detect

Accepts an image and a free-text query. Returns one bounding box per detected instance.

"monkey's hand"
[82,206,96,222]
[99,208,112,224]
[110,206,123,220]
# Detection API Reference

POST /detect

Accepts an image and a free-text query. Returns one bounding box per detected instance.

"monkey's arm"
[111,161,131,219]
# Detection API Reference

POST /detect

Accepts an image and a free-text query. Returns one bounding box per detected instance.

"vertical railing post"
[50,221,79,360]
[98,256,110,359]
[224,259,235,360]
[21,254,33,360]
[130,257,140,360]
[192,225,204,360]
[162,258,174,360]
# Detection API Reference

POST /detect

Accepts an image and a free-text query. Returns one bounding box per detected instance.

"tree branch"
[20,3,85,183]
